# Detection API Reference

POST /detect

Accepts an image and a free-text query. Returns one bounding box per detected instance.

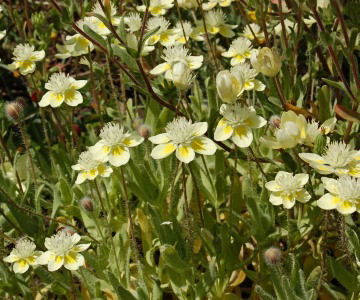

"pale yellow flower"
[138,0,174,16]
[8,44,45,75]
[202,0,234,10]
[222,37,255,66]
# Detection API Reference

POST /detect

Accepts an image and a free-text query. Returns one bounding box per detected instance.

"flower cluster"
[3,232,90,273]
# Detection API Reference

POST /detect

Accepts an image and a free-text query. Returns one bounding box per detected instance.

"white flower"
[214,104,266,148]
[303,117,336,146]
[125,34,155,56]
[299,141,360,177]
[265,171,310,209]
[260,111,307,149]
[203,0,234,10]
[89,123,144,167]
[8,44,45,75]
[177,0,198,8]
[232,63,265,92]
[150,45,203,81]
[222,37,255,66]
[56,33,94,59]
[251,47,282,77]
[137,0,174,16]
[216,69,244,103]
[172,62,195,90]
[125,13,142,33]
[174,21,204,44]
[72,150,113,184]
[39,73,87,108]
[200,9,237,38]
[37,231,90,271]
[92,1,120,27]
[317,0,330,9]
[241,24,265,43]
[317,176,360,215]
[147,17,176,47]
[149,117,216,163]
[3,239,42,274]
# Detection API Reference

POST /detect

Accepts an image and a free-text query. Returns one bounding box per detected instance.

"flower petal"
[191,137,216,155]
[89,141,111,160]
[294,173,309,186]
[317,193,339,210]
[73,243,91,252]
[37,251,53,265]
[108,146,130,167]
[214,121,234,141]
[337,201,356,215]
[64,252,85,270]
[299,153,325,165]
[321,177,338,194]
[32,50,45,61]
[65,90,83,107]
[151,143,176,159]
[265,181,282,192]
[39,91,53,107]
[191,122,208,136]
[296,190,311,203]
[13,260,29,274]
[150,63,171,75]
[75,171,88,184]
[3,254,19,263]
[149,133,170,144]
[72,80,87,89]
[176,145,195,163]
[48,255,64,272]
[269,193,283,206]
[232,126,253,148]
[123,133,144,147]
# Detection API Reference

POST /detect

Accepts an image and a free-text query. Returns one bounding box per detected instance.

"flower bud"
[137,124,151,140]
[80,196,94,212]
[269,115,281,128]
[264,247,282,266]
[216,70,242,104]
[251,47,282,77]
[57,225,76,235]
[5,101,23,121]
[172,62,194,91]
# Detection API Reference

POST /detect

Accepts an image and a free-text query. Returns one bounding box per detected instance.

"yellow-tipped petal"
[176,145,195,163]
[151,143,176,159]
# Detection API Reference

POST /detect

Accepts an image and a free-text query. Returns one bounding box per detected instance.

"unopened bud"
[172,62,194,91]
[137,124,151,140]
[216,70,242,104]
[264,247,282,266]
[251,47,282,77]
[80,196,94,212]
[5,101,23,121]
[269,115,281,128]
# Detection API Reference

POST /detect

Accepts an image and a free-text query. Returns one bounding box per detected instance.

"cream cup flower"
[149,117,216,164]
[150,45,203,81]
[303,117,336,146]
[147,17,176,47]
[39,73,87,108]
[89,123,144,167]
[317,176,360,215]
[232,63,265,92]
[299,141,360,177]
[172,62,195,90]
[137,0,174,16]
[72,150,113,184]
[222,37,255,66]
[56,33,94,59]
[214,104,266,148]
[37,231,90,272]
[174,21,204,44]
[92,1,120,29]
[3,239,42,274]
[260,111,307,149]
[216,69,244,103]
[124,34,155,56]
[125,13,143,33]
[202,0,234,10]
[265,171,310,209]
[241,24,265,43]
[200,9,237,38]
[251,47,282,77]
[8,44,45,75]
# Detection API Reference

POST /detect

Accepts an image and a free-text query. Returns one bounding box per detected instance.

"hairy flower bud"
[172,62,194,91]
[5,101,24,121]
[269,115,281,128]
[251,47,282,77]
[138,124,151,140]
[80,196,94,212]
[264,247,282,266]
[216,70,242,103]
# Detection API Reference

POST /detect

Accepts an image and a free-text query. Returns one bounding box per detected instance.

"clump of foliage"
[0,0,360,299]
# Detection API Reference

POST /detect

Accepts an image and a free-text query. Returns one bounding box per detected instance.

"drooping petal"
[87,169,98,180]
[283,198,296,209]
[150,63,171,75]
[64,252,84,270]
[89,141,111,160]
[72,80,87,89]
[75,171,88,184]
[49,92,65,108]
[48,255,64,272]
[269,193,283,205]
[123,133,144,147]
[13,260,29,274]
[176,145,195,163]
[73,243,91,252]
[38,91,53,107]
[64,90,83,106]
[149,133,170,144]
[299,153,325,165]
[19,62,36,75]
[98,164,113,177]
[186,55,203,70]
[108,146,130,167]
[296,190,311,203]
[337,201,356,215]
[151,143,176,159]
[3,253,19,263]
[191,137,217,155]
[219,25,235,38]
[232,126,253,148]
[214,120,233,141]
[317,193,339,210]
[32,50,45,61]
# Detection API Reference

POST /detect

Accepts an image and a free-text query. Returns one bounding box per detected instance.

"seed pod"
[5,101,23,121]
[80,196,94,212]
[264,247,282,266]
[138,124,151,140]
